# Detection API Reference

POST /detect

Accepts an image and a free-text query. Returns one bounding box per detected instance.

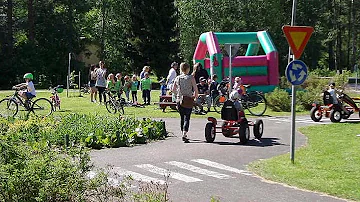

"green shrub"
[265,88,291,112]
[3,114,168,150]
[0,140,91,202]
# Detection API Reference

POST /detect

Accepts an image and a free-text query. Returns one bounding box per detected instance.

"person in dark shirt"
[209,74,219,100]
[196,77,211,113]
[192,62,209,84]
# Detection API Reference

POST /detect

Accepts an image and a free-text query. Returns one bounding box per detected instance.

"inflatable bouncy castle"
[193,31,279,92]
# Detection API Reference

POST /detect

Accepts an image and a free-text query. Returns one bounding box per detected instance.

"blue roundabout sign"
[286,60,308,85]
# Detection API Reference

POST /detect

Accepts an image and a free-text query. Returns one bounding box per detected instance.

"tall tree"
[125,0,179,77]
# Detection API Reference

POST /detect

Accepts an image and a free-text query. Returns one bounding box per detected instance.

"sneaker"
[182,136,189,143]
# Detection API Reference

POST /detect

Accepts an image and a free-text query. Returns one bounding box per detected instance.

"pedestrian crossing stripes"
[191,159,252,176]
[112,167,166,184]
[89,159,252,185]
[166,161,233,179]
[135,164,202,183]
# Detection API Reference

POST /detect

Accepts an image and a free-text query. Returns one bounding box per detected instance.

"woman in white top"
[95,61,107,104]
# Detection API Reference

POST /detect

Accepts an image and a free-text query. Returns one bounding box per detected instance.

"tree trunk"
[28,0,35,41]
[6,0,14,55]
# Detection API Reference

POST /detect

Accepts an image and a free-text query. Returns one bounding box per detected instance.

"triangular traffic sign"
[282,26,314,59]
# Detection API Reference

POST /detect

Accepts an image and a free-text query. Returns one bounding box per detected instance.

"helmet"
[57,88,64,93]
[23,73,33,80]
[230,90,240,101]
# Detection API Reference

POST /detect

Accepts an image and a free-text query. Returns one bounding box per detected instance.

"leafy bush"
[4,114,167,150]
[0,139,91,201]
[265,88,291,112]
[0,115,170,201]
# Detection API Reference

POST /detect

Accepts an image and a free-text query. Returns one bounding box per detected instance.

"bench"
[154,102,177,112]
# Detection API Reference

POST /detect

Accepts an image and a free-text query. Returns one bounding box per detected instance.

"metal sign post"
[355,64,358,91]
[224,44,241,94]
[67,53,71,98]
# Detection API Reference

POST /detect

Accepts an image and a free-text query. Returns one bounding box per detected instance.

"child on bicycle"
[106,74,117,98]
[115,73,123,99]
[18,73,36,101]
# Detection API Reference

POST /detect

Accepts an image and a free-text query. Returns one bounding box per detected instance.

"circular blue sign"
[286,60,308,85]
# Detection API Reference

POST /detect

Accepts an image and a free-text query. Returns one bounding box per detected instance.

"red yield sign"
[282,26,314,60]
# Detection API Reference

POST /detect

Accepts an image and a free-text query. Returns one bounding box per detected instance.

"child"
[140,72,152,105]
[233,77,246,96]
[196,77,211,113]
[159,78,167,102]
[115,73,123,99]
[209,74,219,99]
[106,73,116,96]
[131,75,139,103]
[159,78,167,97]
[123,75,132,102]
[19,73,36,103]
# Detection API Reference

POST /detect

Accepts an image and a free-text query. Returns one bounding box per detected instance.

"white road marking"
[191,159,252,176]
[135,164,202,183]
[112,167,166,184]
[166,161,233,179]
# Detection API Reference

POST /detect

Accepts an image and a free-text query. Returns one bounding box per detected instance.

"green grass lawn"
[0,89,298,118]
[248,123,360,201]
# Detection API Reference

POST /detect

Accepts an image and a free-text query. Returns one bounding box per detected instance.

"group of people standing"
[88,61,151,105]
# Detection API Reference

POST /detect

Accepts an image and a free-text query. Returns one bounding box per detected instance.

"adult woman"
[172,62,199,142]
[192,62,209,84]
[95,60,107,104]
[140,66,150,80]
[89,64,98,102]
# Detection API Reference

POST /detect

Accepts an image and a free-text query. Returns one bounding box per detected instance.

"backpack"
[221,100,238,121]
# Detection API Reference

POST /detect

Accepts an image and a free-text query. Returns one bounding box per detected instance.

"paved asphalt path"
[90,115,351,202]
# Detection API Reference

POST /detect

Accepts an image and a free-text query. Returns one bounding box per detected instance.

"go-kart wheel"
[205,122,216,143]
[310,106,322,122]
[221,122,231,137]
[253,119,263,139]
[330,109,342,123]
[239,120,250,145]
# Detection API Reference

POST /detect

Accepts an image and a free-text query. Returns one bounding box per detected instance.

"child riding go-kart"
[205,91,264,144]
[310,83,360,123]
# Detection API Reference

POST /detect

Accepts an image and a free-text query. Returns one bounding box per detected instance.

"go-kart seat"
[323,91,333,105]
[221,100,238,121]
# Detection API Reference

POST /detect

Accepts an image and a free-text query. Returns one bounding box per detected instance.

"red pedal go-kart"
[310,91,360,123]
[205,100,264,144]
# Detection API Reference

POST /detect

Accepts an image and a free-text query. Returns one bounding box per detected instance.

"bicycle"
[0,86,53,118]
[105,91,125,114]
[213,84,267,116]
[49,85,63,111]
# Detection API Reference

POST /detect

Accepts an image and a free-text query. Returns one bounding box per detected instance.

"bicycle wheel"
[106,100,117,114]
[246,93,267,116]
[0,98,18,118]
[213,95,227,114]
[31,98,53,117]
